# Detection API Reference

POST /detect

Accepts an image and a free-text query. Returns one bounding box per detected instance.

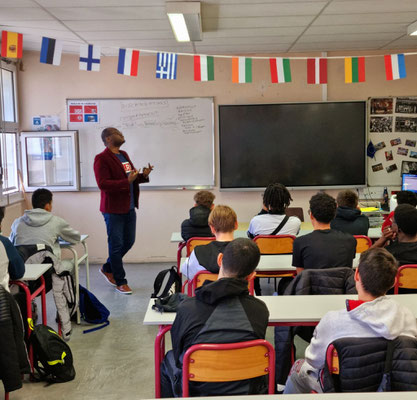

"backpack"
[151,266,181,299]
[78,285,110,333]
[31,324,75,383]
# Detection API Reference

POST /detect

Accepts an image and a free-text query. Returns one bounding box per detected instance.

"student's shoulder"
[0,234,11,248]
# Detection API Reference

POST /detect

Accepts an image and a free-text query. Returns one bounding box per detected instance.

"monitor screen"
[402,173,417,193]
[218,101,367,189]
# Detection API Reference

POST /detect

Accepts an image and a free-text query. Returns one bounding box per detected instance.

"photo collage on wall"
[369,97,417,175]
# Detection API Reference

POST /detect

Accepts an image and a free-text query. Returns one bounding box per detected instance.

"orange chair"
[394,264,417,294]
[182,339,275,397]
[354,235,372,253]
[177,237,215,275]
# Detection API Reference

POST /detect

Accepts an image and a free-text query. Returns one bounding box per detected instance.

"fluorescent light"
[168,13,190,42]
[407,21,417,36]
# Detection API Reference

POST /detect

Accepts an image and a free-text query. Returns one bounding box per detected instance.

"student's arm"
[93,155,130,192]
[182,251,206,281]
[57,218,81,244]
[8,219,18,244]
[296,267,304,275]
[370,226,393,250]
[1,237,25,280]
[292,238,304,273]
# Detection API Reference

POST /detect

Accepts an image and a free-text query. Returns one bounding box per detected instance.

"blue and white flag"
[79,44,101,72]
[156,52,177,80]
[40,37,62,66]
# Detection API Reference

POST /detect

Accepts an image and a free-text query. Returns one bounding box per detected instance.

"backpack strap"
[271,215,289,235]
[151,269,170,298]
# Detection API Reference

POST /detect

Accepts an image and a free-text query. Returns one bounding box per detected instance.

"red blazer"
[94,147,149,214]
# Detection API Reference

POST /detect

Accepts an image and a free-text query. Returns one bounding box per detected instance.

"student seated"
[182,205,237,281]
[381,190,417,232]
[0,207,25,291]
[330,190,369,236]
[372,204,417,266]
[181,190,215,241]
[247,183,301,238]
[293,192,356,275]
[284,247,417,394]
[161,238,269,398]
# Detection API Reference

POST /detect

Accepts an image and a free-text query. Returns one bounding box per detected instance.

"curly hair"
[309,192,337,223]
[263,183,292,214]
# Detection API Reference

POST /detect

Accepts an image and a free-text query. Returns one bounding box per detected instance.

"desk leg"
[66,247,81,324]
[82,241,90,290]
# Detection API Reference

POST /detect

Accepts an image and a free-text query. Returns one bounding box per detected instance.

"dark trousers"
[102,209,136,286]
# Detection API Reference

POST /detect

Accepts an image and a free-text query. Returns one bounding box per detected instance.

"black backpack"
[151,266,181,299]
[30,324,75,383]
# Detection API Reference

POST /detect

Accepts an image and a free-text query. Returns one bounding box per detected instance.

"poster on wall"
[32,115,61,131]
[67,101,99,123]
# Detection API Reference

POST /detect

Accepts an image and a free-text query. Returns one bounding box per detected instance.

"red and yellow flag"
[1,31,23,58]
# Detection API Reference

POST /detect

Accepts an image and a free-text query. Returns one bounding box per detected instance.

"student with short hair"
[182,205,237,281]
[161,238,269,397]
[284,247,417,394]
[330,190,369,235]
[181,190,215,241]
[247,183,301,238]
[0,207,25,291]
[292,192,356,274]
[381,190,417,232]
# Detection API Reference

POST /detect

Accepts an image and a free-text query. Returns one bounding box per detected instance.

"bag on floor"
[151,266,181,299]
[31,324,75,383]
[78,285,110,333]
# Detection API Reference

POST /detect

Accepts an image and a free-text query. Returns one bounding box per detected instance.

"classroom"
[2,0,417,399]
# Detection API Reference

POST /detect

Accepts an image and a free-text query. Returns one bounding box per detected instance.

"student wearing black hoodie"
[181,191,215,241]
[330,190,369,236]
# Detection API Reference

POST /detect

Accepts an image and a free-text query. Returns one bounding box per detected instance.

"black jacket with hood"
[330,206,369,236]
[181,205,212,241]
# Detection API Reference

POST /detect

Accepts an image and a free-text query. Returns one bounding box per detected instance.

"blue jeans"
[102,209,136,286]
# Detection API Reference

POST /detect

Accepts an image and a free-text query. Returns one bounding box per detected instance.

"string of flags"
[0,29,414,84]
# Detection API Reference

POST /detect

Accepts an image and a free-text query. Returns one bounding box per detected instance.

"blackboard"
[67,97,214,189]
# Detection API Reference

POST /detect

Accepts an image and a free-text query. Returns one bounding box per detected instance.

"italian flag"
[270,57,291,83]
[384,54,406,81]
[232,57,252,83]
[1,30,23,59]
[194,55,214,81]
[345,57,365,83]
[307,58,327,84]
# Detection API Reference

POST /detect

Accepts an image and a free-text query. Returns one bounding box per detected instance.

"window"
[0,60,20,204]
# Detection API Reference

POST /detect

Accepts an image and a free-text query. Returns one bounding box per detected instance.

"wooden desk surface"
[143,293,417,326]
[21,264,52,281]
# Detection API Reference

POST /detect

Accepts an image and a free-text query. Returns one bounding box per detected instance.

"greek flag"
[156,52,177,80]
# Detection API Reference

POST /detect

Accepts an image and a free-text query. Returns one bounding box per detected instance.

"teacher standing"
[94,127,153,295]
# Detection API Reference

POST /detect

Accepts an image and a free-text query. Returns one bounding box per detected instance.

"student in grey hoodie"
[284,247,417,394]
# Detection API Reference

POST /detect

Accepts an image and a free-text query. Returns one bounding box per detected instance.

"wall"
[16,49,417,262]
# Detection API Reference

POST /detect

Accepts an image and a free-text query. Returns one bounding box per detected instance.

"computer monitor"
[401,173,417,193]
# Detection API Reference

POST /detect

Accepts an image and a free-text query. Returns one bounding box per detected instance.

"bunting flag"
[156,52,177,80]
[40,37,62,66]
[79,44,101,71]
[1,30,23,58]
[384,54,406,81]
[118,48,140,76]
[269,57,291,83]
[345,57,365,83]
[307,58,327,84]
[232,57,252,83]
[194,55,214,81]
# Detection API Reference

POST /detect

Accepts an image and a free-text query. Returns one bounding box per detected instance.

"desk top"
[59,234,89,246]
[143,294,417,326]
[21,264,52,281]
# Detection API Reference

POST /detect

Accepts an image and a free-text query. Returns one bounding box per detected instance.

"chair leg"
[5,392,9,400]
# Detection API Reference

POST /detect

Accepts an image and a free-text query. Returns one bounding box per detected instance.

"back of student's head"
[309,192,337,223]
[396,190,417,207]
[194,191,215,209]
[32,188,53,209]
[358,248,398,297]
[263,183,292,214]
[394,204,417,236]
[222,238,260,278]
[337,190,358,209]
[208,205,237,233]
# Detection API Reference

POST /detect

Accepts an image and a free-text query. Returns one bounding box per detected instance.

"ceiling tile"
[203,16,313,30]
[306,24,407,35]
[38,0,164,6]
[79,30,173,41]
[325,0,417,14]
[314,13,417,25]
[203,27,304,38]
[291,41,390,52]
[64,19,168,31]
[0,7,53,20]
[0,25,80,40]
[297,32,401,44]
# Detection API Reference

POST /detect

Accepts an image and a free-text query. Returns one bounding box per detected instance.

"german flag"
[1,31,23,58]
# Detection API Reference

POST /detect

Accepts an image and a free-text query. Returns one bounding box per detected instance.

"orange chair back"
[325,344,340,375]
[354,235,372,253]
[186,237,215,256]
[394,264,417,294]
[253,235,295,255]
[190,271,254,296]
[182,340,275,397]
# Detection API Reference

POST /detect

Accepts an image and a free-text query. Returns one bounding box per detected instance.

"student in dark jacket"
[160,238,269,398]
[330,190,369,236]
[181,191,215,241]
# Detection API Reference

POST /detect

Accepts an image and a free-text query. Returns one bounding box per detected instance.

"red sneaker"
[99,268,116,287]
[116,284,132,295]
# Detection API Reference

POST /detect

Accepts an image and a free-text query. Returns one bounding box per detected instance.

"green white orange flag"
[345,57,365,83]
[232,57,252,83]
[270,57,291,83]
[194,55,214,81]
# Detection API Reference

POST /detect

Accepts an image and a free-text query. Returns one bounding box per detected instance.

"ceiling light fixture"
[167,2,202,42]
[407,21,417,36]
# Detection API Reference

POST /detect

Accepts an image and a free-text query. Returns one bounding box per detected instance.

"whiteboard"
[67,98,214,189]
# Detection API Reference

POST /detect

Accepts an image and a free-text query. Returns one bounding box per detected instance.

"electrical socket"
[358,187,385,200]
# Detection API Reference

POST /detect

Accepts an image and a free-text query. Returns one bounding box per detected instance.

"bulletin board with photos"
[368,96,417,186]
